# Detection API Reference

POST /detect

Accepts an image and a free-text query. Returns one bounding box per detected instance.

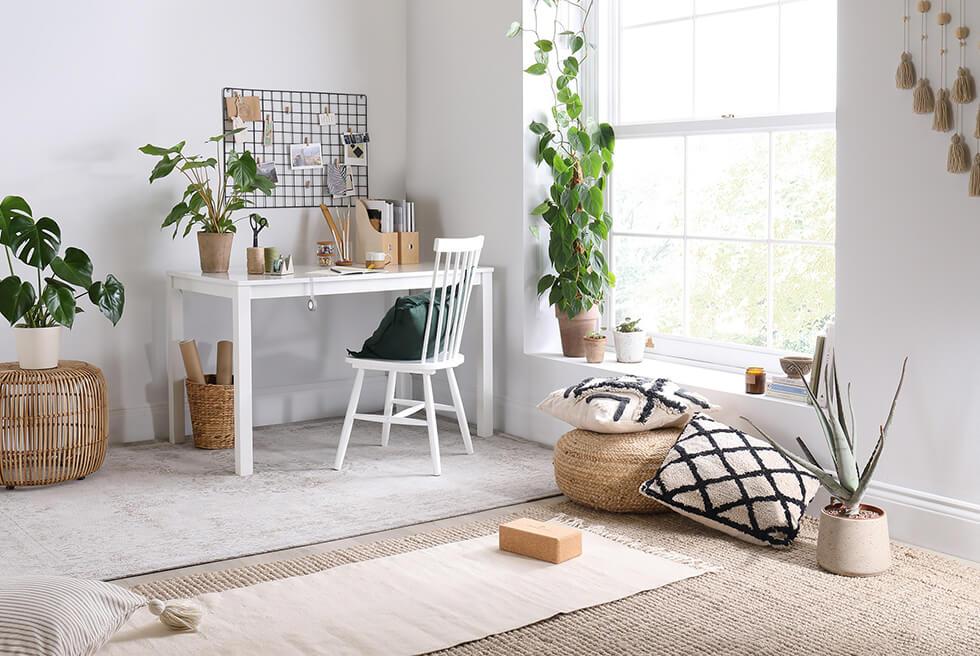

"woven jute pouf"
[553,427,682,513]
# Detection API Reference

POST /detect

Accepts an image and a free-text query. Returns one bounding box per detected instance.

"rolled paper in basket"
[216,340,233,386]
[179,339,206,384]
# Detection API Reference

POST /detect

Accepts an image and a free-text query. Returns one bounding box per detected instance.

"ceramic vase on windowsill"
[556,306,599,358]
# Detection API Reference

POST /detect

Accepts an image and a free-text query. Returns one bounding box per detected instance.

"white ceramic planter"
[14,326,62,370]
[816,503,891,577]
[613,330,645,363]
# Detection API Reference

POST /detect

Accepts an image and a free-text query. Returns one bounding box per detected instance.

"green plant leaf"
[594,123,616,151]
[181,158,217,171]
[162,201,190,231]
[535,39,553,52]
[148,156,178,183]
[50,247,93,288]
[0,196,32,247]
[88,274,125,326]
[208,130,242,142]
[571,35,585,52]
[566,95,583,119]
[42,283,76,328]
[506,21,522,38]
[529,120,550,135]
[9,215,60,269]
[534,49,549,65]
[531,200,552,216]
[138,141,185,157]
[537,274,556,295]
[556,75,570,90]
[0,275,36,325]
[585,185,604,217]
[562,56,580,76]
[525,63,547,75]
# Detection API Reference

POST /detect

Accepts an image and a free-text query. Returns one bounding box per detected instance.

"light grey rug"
[0,417,557,581]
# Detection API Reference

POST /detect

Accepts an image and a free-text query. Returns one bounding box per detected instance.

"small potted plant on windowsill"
[742,356,908,577]
[613,317,645,363]
[139,131,275,273]
[0,196,125,369]
[583,329,606,363]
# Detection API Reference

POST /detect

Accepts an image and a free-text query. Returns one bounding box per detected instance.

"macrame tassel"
[147,598,203,632]
[951,67,976,103]
[913,78,936,113]
[933,88,953,131]
[896,52,917,89]
[948,134,970,172]
[970,154,980,196]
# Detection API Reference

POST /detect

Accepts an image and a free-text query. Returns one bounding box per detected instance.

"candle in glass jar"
[745,367,766,395]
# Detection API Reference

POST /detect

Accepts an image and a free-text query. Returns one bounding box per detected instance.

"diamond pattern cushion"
[639,413,819,547]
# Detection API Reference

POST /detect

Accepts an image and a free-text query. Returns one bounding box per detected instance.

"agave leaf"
[795,436,825,470]
[832,356,854,453]
[881,357,908,438]
[846,382,857,445]
[849,428,886,508]
[739,416,852,500]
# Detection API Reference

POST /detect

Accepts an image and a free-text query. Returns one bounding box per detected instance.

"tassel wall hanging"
[914,1,936,113]
[897,0,917,89]
[971,105,980,194]
[933,1,954,131]
[949,0,972,173]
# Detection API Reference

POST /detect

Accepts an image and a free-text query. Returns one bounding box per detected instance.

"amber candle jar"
[745,367,766,395]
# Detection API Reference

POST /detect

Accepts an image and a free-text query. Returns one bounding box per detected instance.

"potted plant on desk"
[139,131,275,273]
[511,0,616,357]
[0,196,125,369]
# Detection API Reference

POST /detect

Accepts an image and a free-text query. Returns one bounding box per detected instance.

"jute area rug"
[127,499,980,656]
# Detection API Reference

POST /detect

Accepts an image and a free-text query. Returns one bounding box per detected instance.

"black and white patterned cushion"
[0,576,146,655]
[537,375,717,434]
[639,413,819,547]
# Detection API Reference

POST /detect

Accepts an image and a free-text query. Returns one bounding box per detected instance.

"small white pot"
[613,330,646,363]
[14,326,62,370]
[816,503,891,577]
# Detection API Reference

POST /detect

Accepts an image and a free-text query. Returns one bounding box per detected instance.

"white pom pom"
[146,598,203,632]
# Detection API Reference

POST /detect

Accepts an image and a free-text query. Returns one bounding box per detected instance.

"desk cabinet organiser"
[353,198,398,264]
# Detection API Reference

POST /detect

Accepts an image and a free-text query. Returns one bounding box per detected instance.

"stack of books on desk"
[766,375,811,403]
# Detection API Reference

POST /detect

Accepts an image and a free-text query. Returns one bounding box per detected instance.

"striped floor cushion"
[0,576,146,656]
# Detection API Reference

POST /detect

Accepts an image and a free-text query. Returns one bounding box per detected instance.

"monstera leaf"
[51,247,94,288]
[0,196,32,247]
[0,275,36,325]
[88,274,125,326]
[42,282,76,328]
[9,215,60,268]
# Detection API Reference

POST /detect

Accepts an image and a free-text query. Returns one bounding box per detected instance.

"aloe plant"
[740,355,908,517]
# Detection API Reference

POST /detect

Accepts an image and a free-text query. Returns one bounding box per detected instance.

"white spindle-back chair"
[333,236,485,475]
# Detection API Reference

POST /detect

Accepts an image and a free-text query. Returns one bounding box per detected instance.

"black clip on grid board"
[221,86,369,209]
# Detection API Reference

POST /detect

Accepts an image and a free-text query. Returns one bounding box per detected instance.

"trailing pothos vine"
[509,0,615,320]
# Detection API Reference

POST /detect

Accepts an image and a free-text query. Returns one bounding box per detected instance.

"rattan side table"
[0,361,109,489]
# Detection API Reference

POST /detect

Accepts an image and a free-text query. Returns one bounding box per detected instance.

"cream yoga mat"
[102,518,717,656]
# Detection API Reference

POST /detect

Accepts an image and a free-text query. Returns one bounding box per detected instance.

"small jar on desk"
[745,367,766,395]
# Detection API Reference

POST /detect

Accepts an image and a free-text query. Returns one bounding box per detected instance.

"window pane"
[687,133,768,239]
[613,237,684,336]
[773,130,836,242]
[780,0,837,113]
[772,245,835,353]
[694,7,778,118]
[620,20,693,122]
[696,0,772,15]
[687,240,768,346]
[613,137,684,234]
[621,0,692,26]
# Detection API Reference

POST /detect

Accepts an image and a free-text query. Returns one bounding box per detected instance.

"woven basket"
[553,427,682,513]
[186,375,234,450]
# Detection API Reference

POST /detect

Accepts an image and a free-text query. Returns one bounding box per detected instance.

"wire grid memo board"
[220,86,369,209]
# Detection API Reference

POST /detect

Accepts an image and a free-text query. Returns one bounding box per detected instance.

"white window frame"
[594,0,837,371]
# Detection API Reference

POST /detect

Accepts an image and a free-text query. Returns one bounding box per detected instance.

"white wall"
[0,0,408,439]
[407,0,978,560]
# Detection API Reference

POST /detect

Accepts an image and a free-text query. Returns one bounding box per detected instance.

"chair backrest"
[420,236,485,363]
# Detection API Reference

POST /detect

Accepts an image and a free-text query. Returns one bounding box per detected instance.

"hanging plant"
[509,0,615,327]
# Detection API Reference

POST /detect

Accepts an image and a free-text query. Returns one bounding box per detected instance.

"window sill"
[527,351,810,411]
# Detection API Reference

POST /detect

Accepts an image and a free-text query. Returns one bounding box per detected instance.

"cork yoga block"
[553,427,682,513]
[499,518,582,564]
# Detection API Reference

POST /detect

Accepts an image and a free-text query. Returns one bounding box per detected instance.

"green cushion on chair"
[348,289,453,361]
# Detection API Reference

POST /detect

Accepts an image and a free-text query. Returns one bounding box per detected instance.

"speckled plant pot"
[816,503,891,577]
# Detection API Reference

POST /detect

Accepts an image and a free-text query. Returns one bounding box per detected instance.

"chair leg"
[381,370,397,447]
[334,368,365,471]
[447,368,474,455]
[422,374,442,476]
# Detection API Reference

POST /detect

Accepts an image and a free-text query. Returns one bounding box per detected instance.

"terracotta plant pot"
[14,326,61,369]
[816,503,891,577]
[197,232,234,273]
[613,330,646,363]
[583,337,607,363]
[556,306,600,357]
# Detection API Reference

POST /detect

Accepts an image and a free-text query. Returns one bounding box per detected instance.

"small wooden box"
[499,518,582,564]
[398,232,420,265]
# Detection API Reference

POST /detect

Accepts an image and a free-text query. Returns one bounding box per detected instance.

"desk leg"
[233,289,254,476]
[166,280,185,444]
[476,271,493,437]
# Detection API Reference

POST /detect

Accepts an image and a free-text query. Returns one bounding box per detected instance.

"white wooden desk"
[165,264,494,476]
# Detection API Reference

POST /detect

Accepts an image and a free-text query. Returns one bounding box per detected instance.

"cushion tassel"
[913,78,936,113]
[948,134,970,173]
[146,598,203,632]
[951,67,976,103]
[896,52,917,89]
[933,88,953,131]
[970,154,980,196]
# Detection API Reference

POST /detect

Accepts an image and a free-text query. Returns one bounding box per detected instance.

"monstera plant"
[0,196,125,369]
[510,0,616,357]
